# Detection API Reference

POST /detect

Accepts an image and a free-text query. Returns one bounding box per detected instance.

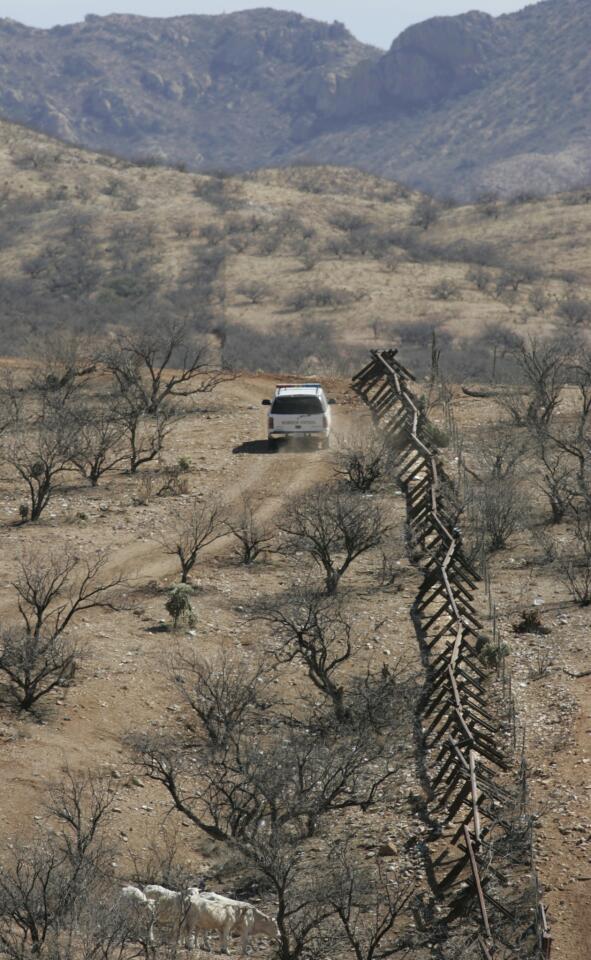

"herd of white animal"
[120,883,279,954]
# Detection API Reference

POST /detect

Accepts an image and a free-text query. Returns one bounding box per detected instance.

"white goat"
[182,891,278,953]
[144,884,185,927]
[200,892,278,946]
[119,886,155,943]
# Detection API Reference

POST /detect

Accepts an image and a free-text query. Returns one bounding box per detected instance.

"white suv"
[262,383,334,451]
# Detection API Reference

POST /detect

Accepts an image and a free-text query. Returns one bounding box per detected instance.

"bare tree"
[410,197,439,231]
[163,501,227,583]
[0,839,77,958]
[26,326,96,401]
[478,425,529,481]
[557,505,591,605]
[537,350,591,500]
[236,280,270,304]
[334,428,392,492]
[3,414,77,521]
[130,711,401,844]
[113,391,174,474]
[533,437,574,523]
[0,770,130,960]
[240,832,334,960]
[257,590,354,723]
[278,489,386,594]
[70,403,127,486]
[0,627,78,711]
[326,843,414,960]
[224,496,273,564]
[469,476,526,553]
[172,648,274,747]
[0,371,23,435]
[46,768,117,864]
[12,549,125,640]
[498,338,568,428]
[101,318,233,415]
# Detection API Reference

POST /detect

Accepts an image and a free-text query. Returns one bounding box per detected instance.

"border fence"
[352,349,552,959]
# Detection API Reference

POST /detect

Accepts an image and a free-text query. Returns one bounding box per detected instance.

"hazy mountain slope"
[0,10,378,170]
[1,115,591,379]
[291,0,591,197]
[1,2,591,196]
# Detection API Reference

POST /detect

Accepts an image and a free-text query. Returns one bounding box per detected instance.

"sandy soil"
[0,370,589,958]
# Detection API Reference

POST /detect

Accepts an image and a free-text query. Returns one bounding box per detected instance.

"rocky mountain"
[0,10,378,171]
[1,1,590,197]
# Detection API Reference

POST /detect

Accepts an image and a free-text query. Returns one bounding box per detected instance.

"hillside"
[2,116,591,379]
[2,2,591,196]
[0,10,378,171]
[0,119,590,960]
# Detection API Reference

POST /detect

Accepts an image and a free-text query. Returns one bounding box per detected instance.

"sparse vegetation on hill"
[3,116,591,384]
[0,106,590,959]
[3,3,591,197]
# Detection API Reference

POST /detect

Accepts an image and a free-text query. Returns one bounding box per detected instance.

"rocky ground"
[0,368,588,957]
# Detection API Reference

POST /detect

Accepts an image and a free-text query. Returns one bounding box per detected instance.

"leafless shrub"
[194,174,243,212]
[12,549,124,640]
[2,413,78,521]
[69,403,128,485]
[25,326,96,400]
[475,191,500,219]
[240,831,334,960]
[562,187,591,206]
[200,222,227,246]
[469,476,526,552]
[236,280,270,304]
[163,500,227,583]
[278,488,386,593]
[225,496,273,564]
[556,506,591,605]
[0,770,123,959]
[46,767,118,863]
[0,628,78,711]
[466,266,492,291]
[532,438,575,523]
[334,429,393,492]
[495,265,537,297]
[155,464,189,498]
[172,219,195,239]
[497,337,568,428]
[101,317,233,415]
[284,285,362,312]
[380,253,400,273]
[528,287,551,314]
[257,590,354,723]
[329,210,371,234]
[113,393,174,473]
[131,717,401,845]
[298,250,319,272]
[326,842,414,960]
[410,197,439,230]
[431,278,460,301]
[479,425,529,481]
[556,294,591,326]
[172,648,274,748]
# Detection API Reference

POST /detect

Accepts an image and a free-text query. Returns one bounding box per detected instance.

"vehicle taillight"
[322,414,328,428]
[268,416,274,429]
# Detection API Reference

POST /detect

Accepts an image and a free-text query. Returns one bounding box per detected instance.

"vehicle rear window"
[271,396,324,415]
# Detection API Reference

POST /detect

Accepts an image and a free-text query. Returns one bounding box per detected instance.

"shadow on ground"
[233,439,324,454]
[232,440,274,454]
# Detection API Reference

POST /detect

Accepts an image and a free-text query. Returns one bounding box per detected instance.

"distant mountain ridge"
[0,1,590,197]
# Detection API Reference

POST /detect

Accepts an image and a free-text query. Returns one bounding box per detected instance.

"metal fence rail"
[352,349,552,959]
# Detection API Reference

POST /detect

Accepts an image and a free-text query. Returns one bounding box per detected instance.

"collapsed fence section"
[352,349,552,959]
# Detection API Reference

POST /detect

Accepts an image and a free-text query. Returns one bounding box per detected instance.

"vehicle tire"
[268,437,278,452]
